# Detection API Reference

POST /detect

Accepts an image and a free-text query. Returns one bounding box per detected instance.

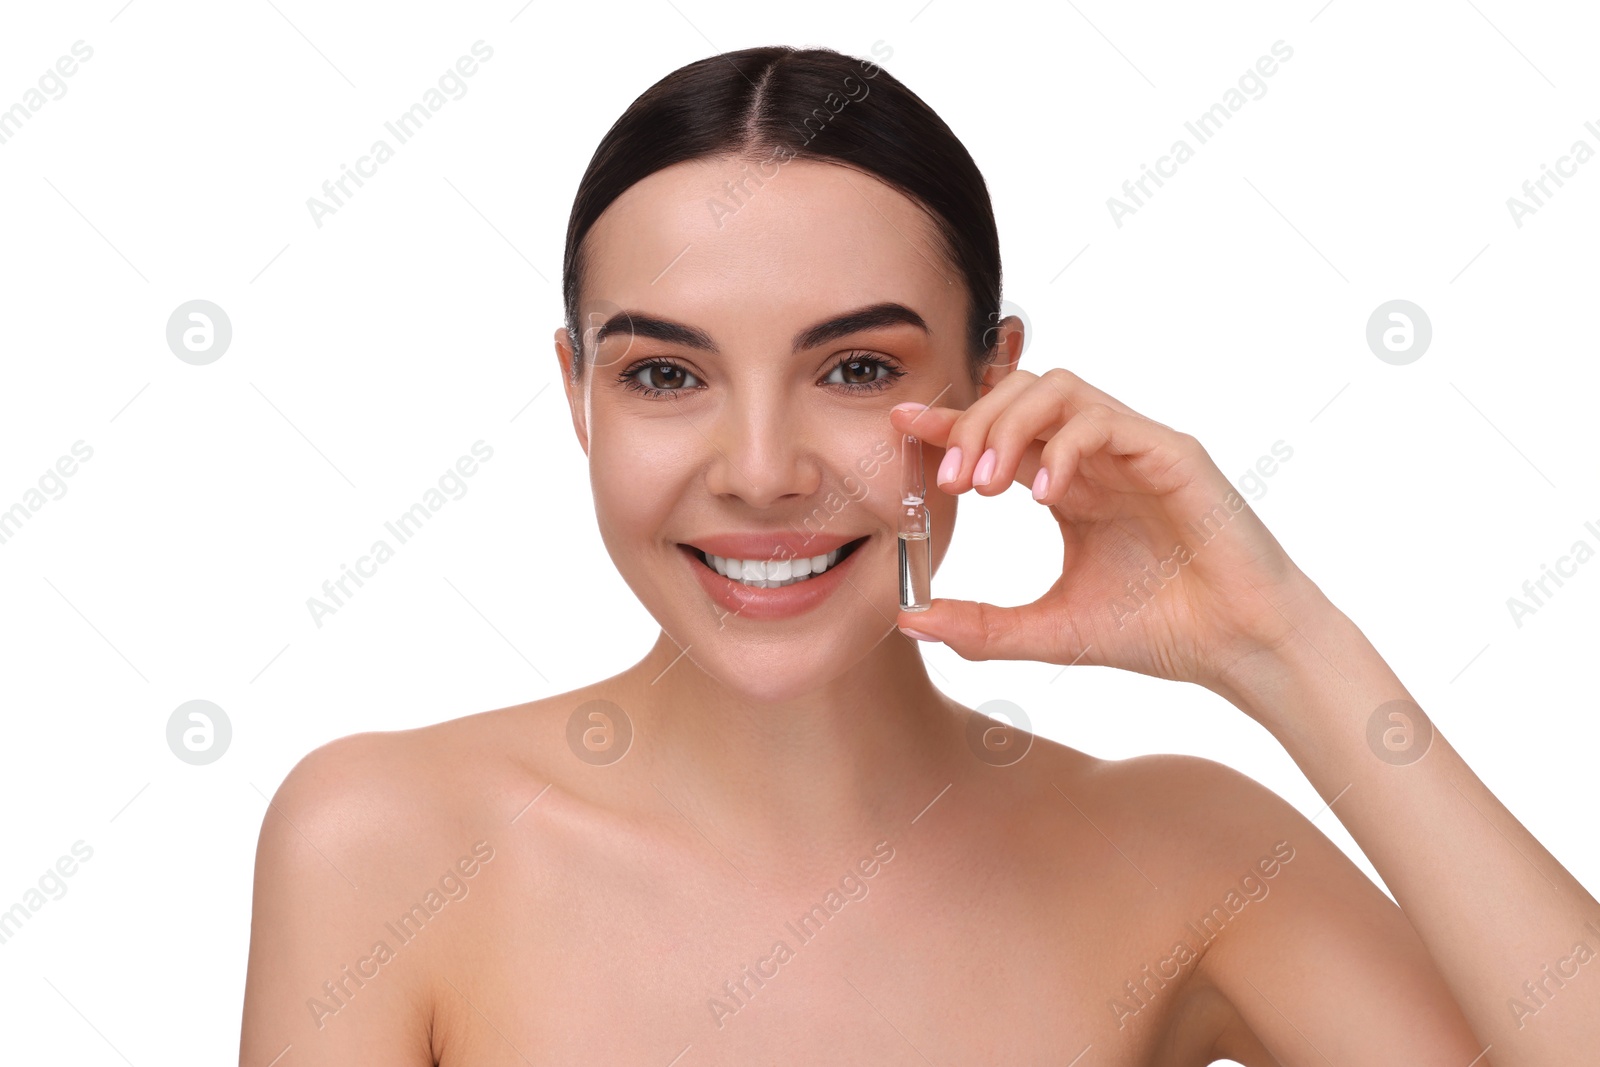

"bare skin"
[240,156,1598,1065]
[238,683,1482,1065]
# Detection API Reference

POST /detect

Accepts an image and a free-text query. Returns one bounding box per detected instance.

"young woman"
[239,46,1598,1065]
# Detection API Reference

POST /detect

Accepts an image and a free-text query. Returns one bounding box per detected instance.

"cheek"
[842,429,905,518]
[588,422,693,537]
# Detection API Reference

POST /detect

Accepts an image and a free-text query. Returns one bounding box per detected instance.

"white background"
[1,1,1596,1063]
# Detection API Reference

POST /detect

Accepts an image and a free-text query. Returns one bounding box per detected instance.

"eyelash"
[616,351,907,399]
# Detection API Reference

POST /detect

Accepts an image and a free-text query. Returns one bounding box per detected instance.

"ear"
[554,326,590,456]
[979,313,1025,393]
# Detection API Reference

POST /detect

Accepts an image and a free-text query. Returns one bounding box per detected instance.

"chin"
[646,605,891,705]
[696,658,859,706]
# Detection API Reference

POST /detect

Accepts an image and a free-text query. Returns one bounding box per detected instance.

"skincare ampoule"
[899,432,932,612]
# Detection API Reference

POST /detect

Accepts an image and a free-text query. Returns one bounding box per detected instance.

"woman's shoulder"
[1101,750,1307,848]
[243,694,606,1065]
[260,685,615,849]
[1019,740,1312,890]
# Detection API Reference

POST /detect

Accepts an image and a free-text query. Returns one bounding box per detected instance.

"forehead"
[580,156,961,341]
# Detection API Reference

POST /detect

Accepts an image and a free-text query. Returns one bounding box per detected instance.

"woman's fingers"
[905,371,1039,492]
[1029,403,1197,507]
[901,594,1074,665]
[891,369,1158,494]
[888,400,959,448]
[889,373,1190,508]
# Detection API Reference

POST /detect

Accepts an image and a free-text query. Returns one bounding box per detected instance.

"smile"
[689,536,869,588]
[677,535,872,621]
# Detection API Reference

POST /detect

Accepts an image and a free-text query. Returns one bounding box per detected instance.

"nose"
[701,396,823,507]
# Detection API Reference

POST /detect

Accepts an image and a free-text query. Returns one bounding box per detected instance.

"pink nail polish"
[1032,467,1050,500]
[937,445,962,485]
[972,448,997,486]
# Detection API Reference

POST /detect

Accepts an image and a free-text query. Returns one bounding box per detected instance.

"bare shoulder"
[1004,743,1323,940]
[1075,749,1392,920]
[1077,750,1303,846]
[984,738,1315,916]
[1069,751,1483,1064]
[1058,749,1355,942]
[255,676,654,895]
[264,684,615,825]
[1013,748,1324,1061]
[240,689,604,1065]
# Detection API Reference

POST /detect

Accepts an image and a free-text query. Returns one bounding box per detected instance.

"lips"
[682,535,870,570]
[677,534,874,622]
[679,532,867,562]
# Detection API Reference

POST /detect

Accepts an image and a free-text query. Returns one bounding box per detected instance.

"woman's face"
[557,154,1004,703]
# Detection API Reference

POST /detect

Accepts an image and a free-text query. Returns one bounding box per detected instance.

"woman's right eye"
[617,359,703,398]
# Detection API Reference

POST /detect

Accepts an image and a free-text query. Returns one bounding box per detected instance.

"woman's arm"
[1205,581,1600,1065]
[884,372,1599,1063]
[238,738,436,1067]
[1110,752,1488,1066]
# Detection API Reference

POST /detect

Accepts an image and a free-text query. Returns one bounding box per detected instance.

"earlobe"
[980,360,1005,392]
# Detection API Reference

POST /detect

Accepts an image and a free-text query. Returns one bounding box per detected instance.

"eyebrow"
[596,301,931,354]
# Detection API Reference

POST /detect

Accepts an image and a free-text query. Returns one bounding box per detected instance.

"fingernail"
[892,402,928,415]
[900,628,939,641]
[937,445,963,486]
[1031,467,1049,500]
[972,448,997,486]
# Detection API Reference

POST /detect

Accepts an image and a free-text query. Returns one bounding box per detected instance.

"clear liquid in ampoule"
[899,431,933,612]
[899,530,931,611]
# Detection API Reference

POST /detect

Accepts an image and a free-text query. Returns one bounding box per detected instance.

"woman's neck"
[606,629,971,863]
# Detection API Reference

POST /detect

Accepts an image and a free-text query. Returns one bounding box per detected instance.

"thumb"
[898,597,1054,662]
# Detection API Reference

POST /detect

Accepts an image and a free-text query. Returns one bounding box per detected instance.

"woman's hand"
[889,368,1325,695]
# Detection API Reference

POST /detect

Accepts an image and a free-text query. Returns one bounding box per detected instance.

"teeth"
[708,547,843,588]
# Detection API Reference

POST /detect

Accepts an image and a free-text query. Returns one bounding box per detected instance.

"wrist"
[1204,573,1356,730]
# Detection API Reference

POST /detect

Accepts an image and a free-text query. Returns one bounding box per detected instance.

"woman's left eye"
[823,352,905,392]
[617,351,905,399]
[619,360,701,397]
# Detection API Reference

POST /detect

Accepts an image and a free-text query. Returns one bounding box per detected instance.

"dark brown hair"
[561,45,1002,385]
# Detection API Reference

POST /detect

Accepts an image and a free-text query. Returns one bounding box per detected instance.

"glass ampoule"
[898,432,932,612]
